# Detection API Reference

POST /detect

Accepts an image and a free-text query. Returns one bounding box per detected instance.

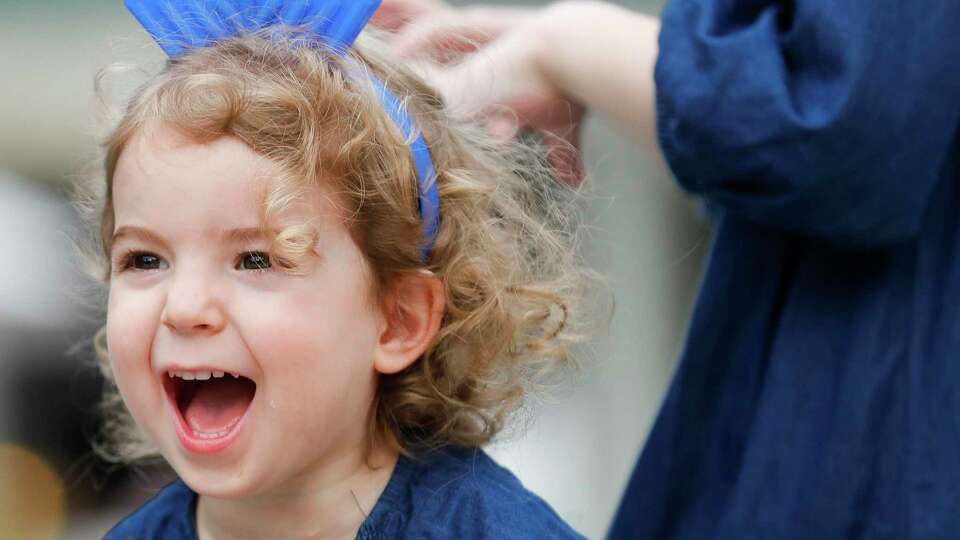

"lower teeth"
[188,416,242,439]
[193,429,230,439]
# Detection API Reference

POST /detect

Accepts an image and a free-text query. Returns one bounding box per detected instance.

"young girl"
[79,1,592,539]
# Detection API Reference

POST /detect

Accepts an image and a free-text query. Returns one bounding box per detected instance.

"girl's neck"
[195,444,399,540]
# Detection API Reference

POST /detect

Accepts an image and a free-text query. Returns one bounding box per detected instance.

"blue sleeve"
[656,0,960,246]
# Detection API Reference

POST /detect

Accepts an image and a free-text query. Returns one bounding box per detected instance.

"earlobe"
[374,271,445,375]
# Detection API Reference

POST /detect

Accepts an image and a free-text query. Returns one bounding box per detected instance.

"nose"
[161,268,226,336]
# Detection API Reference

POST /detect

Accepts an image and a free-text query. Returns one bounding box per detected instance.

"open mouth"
[162,370,257,451]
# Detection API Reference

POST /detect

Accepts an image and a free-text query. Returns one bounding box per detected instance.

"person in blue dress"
[379,0,960,537]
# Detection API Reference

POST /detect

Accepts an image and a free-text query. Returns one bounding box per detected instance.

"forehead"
[111,125,338,233]
[113,126,267,219]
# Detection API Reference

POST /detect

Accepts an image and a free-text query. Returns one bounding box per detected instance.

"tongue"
[183,378,255,433]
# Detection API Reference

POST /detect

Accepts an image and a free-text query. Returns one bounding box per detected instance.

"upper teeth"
[168,370,229,380]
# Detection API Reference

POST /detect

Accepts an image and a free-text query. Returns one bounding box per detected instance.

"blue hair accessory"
[124,0,440,259]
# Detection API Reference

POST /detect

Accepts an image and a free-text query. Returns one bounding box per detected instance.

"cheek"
[233,279,381,367]
[105,286,162,409]
[229,284,382,420]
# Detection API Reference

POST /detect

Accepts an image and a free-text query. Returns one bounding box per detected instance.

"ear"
[374,271,445,375]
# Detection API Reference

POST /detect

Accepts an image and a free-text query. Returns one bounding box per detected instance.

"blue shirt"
[105,448,583,539]
[610,0,960,538]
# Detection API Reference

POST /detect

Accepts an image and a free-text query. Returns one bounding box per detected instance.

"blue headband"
[124,0,440,259]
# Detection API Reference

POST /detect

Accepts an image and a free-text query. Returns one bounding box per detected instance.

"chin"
[174,458,265,499]
[152,426,265,500]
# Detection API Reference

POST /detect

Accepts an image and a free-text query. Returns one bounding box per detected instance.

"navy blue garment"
[609,0,960,539]
[104,447,582,539]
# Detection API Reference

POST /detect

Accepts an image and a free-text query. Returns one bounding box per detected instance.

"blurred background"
[0,0,709,538]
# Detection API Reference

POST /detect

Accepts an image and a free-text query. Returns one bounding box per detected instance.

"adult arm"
[390,0,960,246]
[656,0,960,246]
[401,1,659,147]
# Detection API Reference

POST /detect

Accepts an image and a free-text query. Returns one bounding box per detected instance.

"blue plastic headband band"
[124,0,440,259]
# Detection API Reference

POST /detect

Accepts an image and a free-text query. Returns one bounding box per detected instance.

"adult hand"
[383,4,586,182]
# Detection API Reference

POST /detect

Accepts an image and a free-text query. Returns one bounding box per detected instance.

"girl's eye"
[237,251,272,271]
[117,251,167,272]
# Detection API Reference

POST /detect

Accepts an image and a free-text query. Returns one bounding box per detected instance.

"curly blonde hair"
[77,28,593,462]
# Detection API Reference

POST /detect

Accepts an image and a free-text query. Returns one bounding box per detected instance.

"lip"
[162,374,255,455]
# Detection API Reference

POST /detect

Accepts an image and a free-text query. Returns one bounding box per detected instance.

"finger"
[486,115,520,143]
[392,13,492,61]
[372,0,447,32]
[514,101,586,184]
[544,122,585,185]
[392,6,534,61]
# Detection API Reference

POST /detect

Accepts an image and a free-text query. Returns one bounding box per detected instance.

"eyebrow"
[221,227,267,243]
[111,226,168,250]
[111,226,267,247]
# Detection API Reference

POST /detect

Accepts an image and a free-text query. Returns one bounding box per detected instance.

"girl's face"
[107,125,385,497]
